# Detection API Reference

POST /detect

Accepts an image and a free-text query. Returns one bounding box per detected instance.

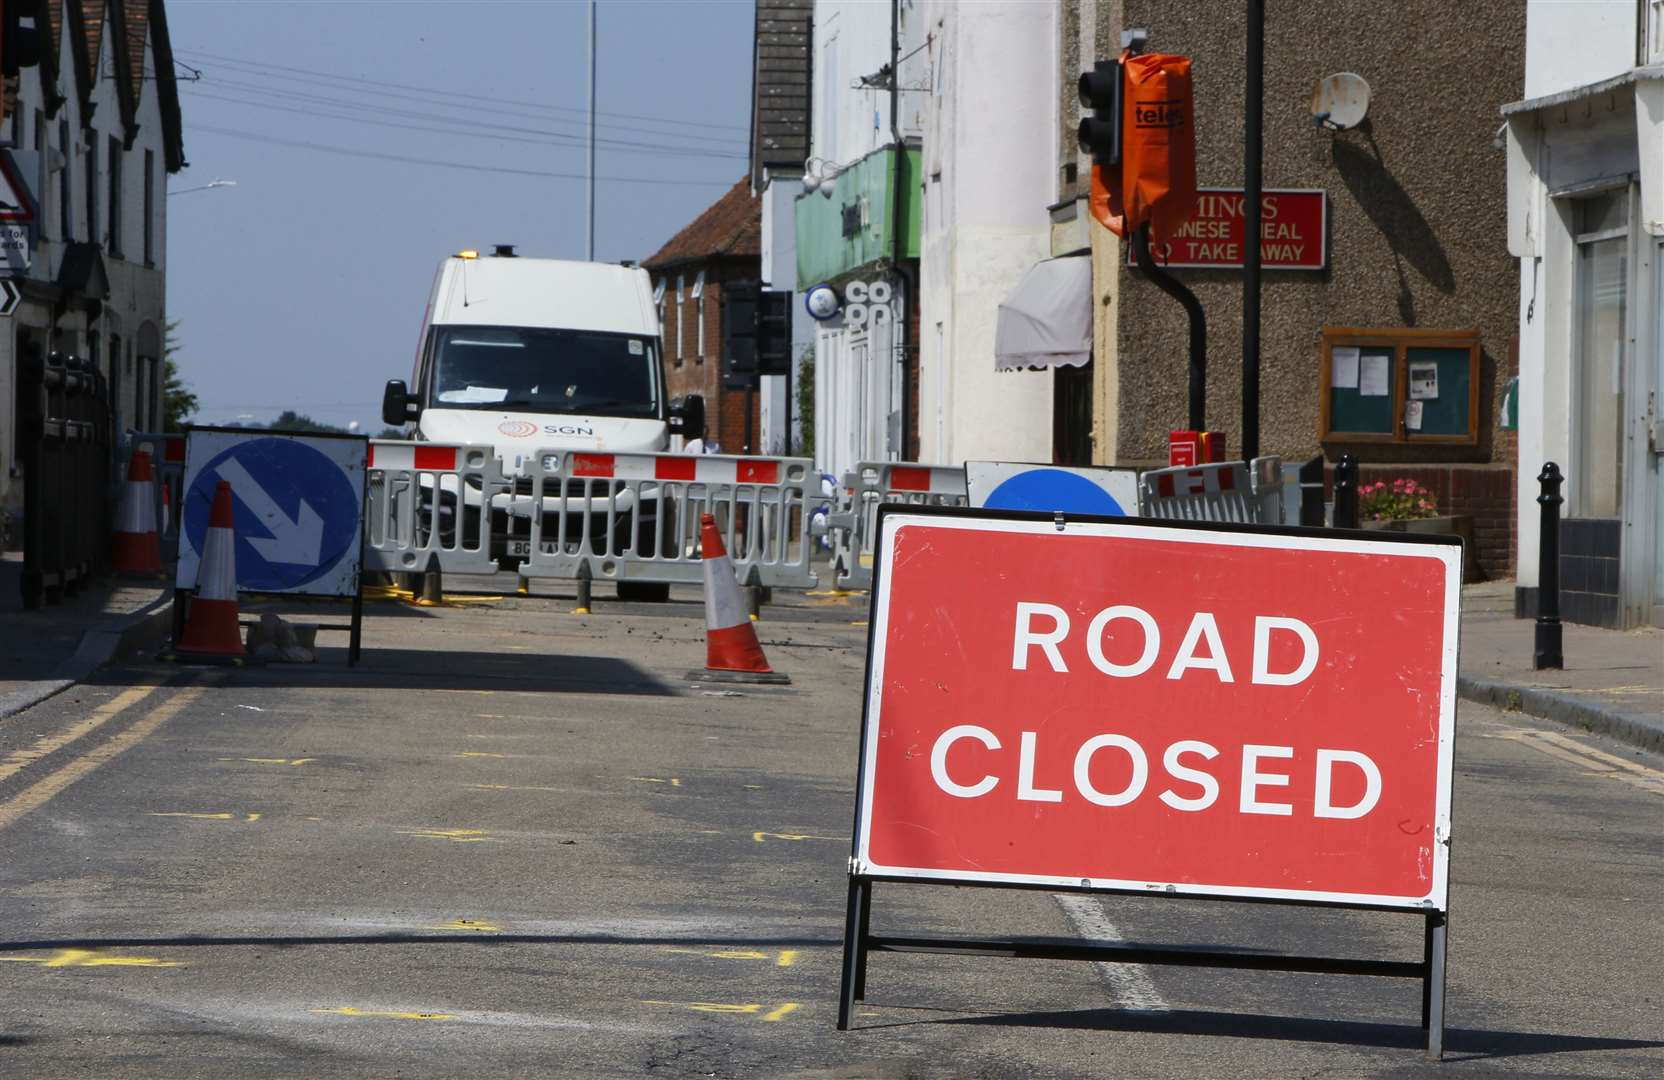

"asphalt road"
[1,581,1660,1078]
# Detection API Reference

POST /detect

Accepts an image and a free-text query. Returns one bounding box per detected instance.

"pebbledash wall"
[1056,1,1525,579]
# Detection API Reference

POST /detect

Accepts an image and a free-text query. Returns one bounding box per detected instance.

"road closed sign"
[854,509,1461,910]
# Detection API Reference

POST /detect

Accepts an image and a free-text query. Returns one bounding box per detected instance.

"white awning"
[994,255,1092,371]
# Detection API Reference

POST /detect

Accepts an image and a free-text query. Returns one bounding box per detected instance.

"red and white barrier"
[363,442,819,589]
[833,461,970,590]
[569,452,785,486]
[1140,458,1283,525]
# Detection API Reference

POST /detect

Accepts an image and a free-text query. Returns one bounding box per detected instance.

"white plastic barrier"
[1138,456,1284,525]
[835,462,969,590]
[520,450,819,589]
[365,441,507,576]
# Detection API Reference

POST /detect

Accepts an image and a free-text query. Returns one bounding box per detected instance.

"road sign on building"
[0,151,37,223]
[853,509,1459,906]
[965,461,1140,516]
[0,278,19,317]
[176,429,367,597]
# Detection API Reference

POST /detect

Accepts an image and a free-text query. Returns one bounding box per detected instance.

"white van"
[381,247,704,597]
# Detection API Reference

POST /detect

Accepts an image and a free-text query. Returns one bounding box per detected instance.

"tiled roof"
[642,177,761,270]
[80,1,106,75]
[123,0,149,83]
[750,0,811,188]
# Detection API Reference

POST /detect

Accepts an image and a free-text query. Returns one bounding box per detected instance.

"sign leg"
[854,878,873,1001]
[836,876,869,1030]
[1424,910,1447,1059]
[349,577,364,666]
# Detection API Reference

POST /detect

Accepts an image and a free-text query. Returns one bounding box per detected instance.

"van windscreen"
[430,326,659,417]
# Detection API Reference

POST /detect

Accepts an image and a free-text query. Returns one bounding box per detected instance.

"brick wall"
[659,262,760,454]
[1354,464,1514,580]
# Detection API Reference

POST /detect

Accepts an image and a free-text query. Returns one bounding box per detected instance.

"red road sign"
[1127,188,1326,270]
[855,512,1460,909]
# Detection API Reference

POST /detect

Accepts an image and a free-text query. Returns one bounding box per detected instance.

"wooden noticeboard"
[1319,328,1480,446]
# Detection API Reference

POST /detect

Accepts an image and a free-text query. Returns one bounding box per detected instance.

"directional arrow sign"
[177,431,366,596]
[215,457,325,566]
[0,279,20,318]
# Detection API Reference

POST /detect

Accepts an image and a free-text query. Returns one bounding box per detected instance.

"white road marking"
[1054,894,1169,1012]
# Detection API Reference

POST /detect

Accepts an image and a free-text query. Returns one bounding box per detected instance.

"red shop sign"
[1126,188,1327,270]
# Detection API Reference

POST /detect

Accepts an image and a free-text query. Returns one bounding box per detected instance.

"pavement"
[0,551,173,720]
[0,577,1658,1078]
[1456,581,1664,753]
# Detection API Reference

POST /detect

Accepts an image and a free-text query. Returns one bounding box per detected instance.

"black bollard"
[1298,455,1326,527]
[1534,463,1564,670]
[1333,453,1359,529]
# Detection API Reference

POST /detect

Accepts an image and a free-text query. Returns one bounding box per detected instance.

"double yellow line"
[0,678,209,832]
[1496,728,1664,796]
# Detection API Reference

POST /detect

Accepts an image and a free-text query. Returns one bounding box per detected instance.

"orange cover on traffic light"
[1089,52,1198,243]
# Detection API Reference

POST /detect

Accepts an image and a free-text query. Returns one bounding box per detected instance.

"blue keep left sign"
[964,461,1143,518]
[178,433,366,595]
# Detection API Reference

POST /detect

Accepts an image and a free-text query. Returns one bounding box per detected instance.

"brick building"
[642,178,763,454]
[1048,1,1526,580]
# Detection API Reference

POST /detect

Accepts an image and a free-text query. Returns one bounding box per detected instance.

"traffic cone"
[690,513,788,684]
[174,480,246,660]
[111,450,163,575]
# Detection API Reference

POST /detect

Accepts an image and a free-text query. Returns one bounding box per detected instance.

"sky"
[165,0,755,433]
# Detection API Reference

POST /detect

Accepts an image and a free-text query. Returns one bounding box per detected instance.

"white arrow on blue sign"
[175,431,367,597]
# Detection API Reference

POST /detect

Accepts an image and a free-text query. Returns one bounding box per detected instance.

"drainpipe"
[890,0,915,461]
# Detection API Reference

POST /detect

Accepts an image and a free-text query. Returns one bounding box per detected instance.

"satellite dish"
[804,283,840,321]
[1312,72,1370,131]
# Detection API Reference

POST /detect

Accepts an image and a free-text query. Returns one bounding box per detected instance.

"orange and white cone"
[175,480,247,660]
[692,513,788,684]
[111,450,163,575]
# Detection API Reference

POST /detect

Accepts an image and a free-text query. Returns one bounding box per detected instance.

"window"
[429,325,660,418]
[143,150,154,265]
[1319,327,1480,445]
[58,119,70,241]
[1571,190,1628,518]
[651,276,666,340]
[691,271,706,361]
[674,275,685,365]
[84,136,97,248]
[107,136,122,256]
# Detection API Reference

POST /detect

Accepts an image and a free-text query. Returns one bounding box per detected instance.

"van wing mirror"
[668,393,705,439]
[382,380,417,426]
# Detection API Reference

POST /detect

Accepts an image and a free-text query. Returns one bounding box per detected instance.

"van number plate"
[506,540,532,557]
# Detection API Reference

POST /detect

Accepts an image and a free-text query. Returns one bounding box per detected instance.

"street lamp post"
[168,179,238,197]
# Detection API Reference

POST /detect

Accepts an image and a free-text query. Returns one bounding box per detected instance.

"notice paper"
[1359,353,1391,397]
[1409,361,1439,400]
[1332,347,1360,389]
[1406,400,1424,431]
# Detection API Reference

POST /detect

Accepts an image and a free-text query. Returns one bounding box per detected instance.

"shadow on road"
[0,932,841,951]
[909,1005,1663,1061]
[79,649,679,696]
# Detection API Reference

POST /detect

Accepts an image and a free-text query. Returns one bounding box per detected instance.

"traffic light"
[755,289,791,377]
[1077,59,1122,167]
[722,282,792,389]
[722,280,759,390]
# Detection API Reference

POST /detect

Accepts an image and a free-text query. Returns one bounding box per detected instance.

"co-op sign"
[1129,188,1328,270]
[854,512,1459,908]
